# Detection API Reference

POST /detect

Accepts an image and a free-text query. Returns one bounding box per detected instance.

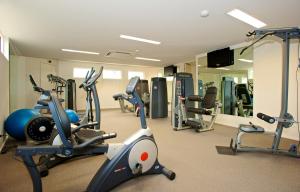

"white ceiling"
[0,0,299,67]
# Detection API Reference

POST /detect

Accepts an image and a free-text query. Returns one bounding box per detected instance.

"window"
[73,68,90,78]
[103,69,122,79]
[128,71,144,80]
[233,77,239,84]
[241,77,248,84]
[166,76,174,82]
[0,34,3,54]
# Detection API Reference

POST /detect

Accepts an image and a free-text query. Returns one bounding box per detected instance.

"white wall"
[0,51,9,135]
[253,40,300,140]
[10,56,163,111]
[10,39,300,141]
[10,56,58,111]
[196,41,300,141]
[58,60,163,110]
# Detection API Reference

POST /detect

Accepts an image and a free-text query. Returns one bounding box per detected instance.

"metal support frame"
[129,91,147,129]
[236,99,253,117]
[91,85,100,130]
[116,95,135,113]
[175,96,220,132]
[16,143,109,192]
[234,27,300,157]
[235,128,299,157]
[118,98,127,112]
[0,130,9,153]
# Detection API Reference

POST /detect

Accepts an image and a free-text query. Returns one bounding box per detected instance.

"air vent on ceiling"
[105,51,135,59]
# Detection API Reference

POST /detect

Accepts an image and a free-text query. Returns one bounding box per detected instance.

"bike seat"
[239,124,265,133]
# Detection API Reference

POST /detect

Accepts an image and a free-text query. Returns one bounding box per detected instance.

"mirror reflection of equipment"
[113,79,150,117]
[171,73,220,132]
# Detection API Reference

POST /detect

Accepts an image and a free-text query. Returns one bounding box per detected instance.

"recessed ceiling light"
[238,58,253,63]
[120,35,161,45]
[135,57,161,62]
[200,10,209,17]
[227,9,266,28]
[216,67,230,71]
[62,49,99,55]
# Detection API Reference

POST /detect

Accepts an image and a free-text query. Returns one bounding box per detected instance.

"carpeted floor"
[0,109,300,192]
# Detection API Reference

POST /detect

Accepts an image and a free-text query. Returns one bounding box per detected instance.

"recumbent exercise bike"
[16,76,175,192]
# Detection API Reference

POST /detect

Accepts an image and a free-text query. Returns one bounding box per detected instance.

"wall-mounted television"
[164,65,177,76]
[207,47,234,68]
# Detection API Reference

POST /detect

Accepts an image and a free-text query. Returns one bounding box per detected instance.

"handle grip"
[257,113,276,124]
[162,167,176,180]
[29,75,38,87]
[101,133,117,140]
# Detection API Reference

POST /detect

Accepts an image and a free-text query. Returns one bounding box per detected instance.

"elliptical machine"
[78,67,101,129]
[37,67,105,176]
[2,75,56,153]
[16,76,175,192]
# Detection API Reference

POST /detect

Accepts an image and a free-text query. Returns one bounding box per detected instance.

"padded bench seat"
[113,93,129,100]
[239,124,265,133]
[187,107,212,115]
[186,120,202,129]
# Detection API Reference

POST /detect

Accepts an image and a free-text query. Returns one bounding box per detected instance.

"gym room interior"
[0,1,300,192]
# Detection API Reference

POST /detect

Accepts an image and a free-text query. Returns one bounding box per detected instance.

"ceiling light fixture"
[216,67,230,71]
[120,35,161,45]
[238,58,253,63]
[227,9,266,28]
[62,49,99,55]
[200,10,209,18]
[135,57,161,62]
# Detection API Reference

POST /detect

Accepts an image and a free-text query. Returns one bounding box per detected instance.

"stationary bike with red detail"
[16,76,175,192]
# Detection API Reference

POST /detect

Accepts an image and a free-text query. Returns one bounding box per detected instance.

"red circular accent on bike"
[140,152,149,161]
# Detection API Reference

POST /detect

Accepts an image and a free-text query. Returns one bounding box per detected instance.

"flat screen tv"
[164,65,177,76]
[207,47,234,68]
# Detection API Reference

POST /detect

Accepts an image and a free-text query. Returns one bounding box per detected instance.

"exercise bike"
[16,76,175,192]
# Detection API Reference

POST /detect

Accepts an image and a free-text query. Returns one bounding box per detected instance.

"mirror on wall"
[197,46,253,117]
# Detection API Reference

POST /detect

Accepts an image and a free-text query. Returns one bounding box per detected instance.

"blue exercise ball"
[65,109,80,124]
[4,109,40,140]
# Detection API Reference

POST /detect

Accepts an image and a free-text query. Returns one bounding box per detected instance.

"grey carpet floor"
[0,109,300,192]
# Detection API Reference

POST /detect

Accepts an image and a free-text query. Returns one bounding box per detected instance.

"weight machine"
[172,73,220,132]
[216,27,300,157]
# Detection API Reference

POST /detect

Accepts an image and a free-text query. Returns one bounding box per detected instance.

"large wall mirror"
[197,46,253,117]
